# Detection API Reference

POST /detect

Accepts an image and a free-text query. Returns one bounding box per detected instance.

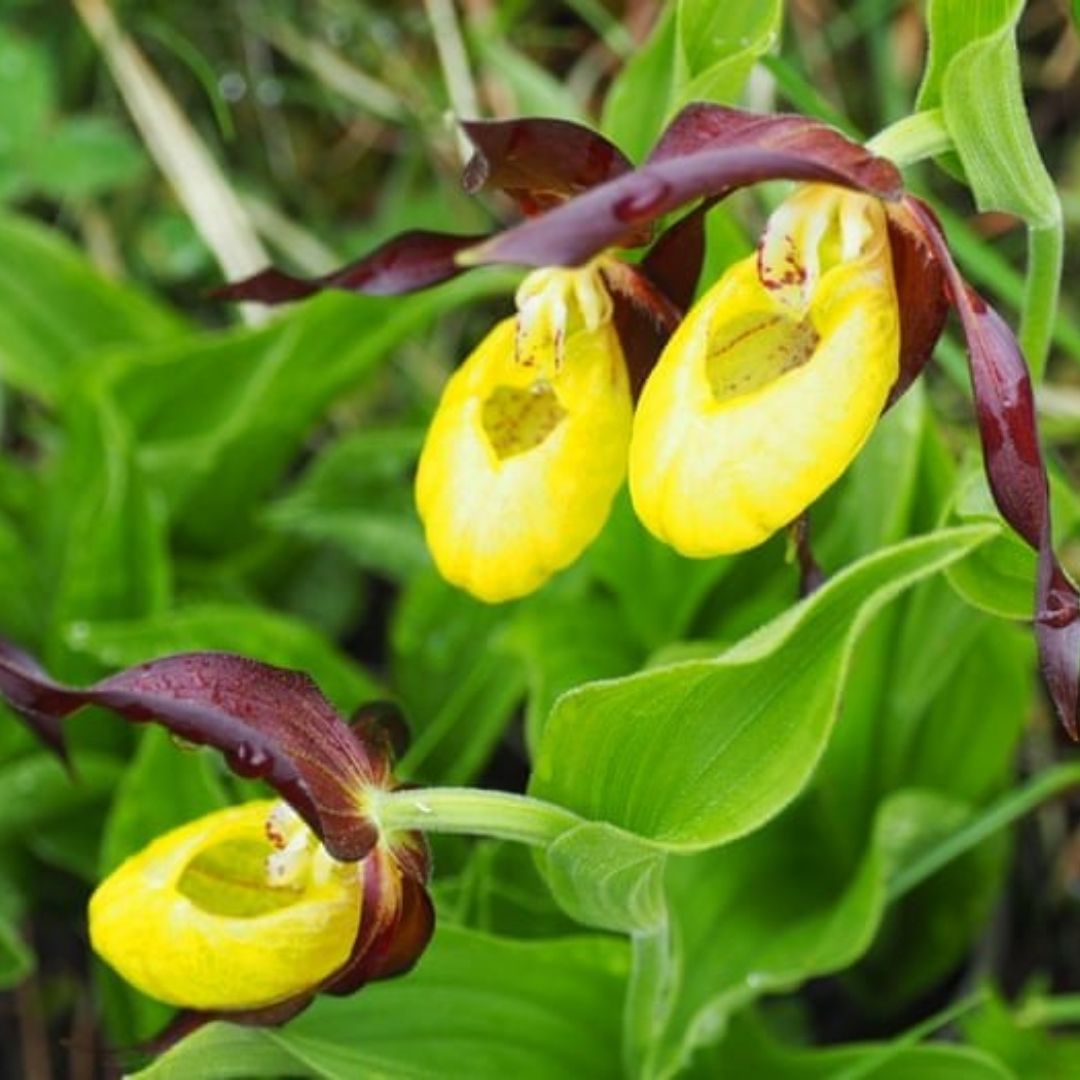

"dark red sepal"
[214,230,486,306]
[350,700,411,761]
[0,641,69,762]
[646,104,901,189]
[322,838,433,994]
[0,644,386,858]
[641,199,716,314]
[907,197,1080,738]
[600,261,681,399]
[467,105,902,269]
[883,200,950,407]
[461,118,633,215]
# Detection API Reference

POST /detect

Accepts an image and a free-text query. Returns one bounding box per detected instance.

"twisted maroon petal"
[906,197,1080,738]
[645,103,900,183]
[0,644,385,858]
[214,230,486,305]
[461,118,633,214]
[468,106,902,269]
[883,200,950,407]
[641,199,715,314]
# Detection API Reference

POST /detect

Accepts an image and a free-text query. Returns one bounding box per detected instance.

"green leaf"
[945,464,1080,622]
[697,1008,1011,1079]
[505,583,643,753]
[917,0,1058,227]
[824,386,931,560]
[0,512,40,645]
[654,789,1013,1076]
[99,727,229,874]
[601,5,678,161]
[542,823,667,934]
[109,280,506,551]
[530,526,998,850]
[64,602,381,716]
[586,491,732,652]
[963,991,1080,1076]
[601,0,782,162]
[473,34,587,120]
[0,28,54,165]
[655,795,885,1073]
[42,392,171,667]
[0,213,184,401]
[435,841,582,940]
[673,0,782,111]
[0,753,122,843]
[266,426,429,581]
[28,115,149,200]
[0,912,33,990]
[135,927,629,1080]
[393,572,526,785]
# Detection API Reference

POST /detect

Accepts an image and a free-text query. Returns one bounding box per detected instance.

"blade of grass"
[257,19,406,123]
[887,762,1080,902]
[423,0,481,161]
[72,0,269,324]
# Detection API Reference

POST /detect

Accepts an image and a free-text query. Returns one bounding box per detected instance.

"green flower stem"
[887,762,1080,902]
[373,786,582,847]
[866,108,953,168]
[623,919,676,1080]
[1019,219,1064,381]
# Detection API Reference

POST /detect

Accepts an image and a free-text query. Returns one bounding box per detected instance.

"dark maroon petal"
[906,197,1080,738]
[214,230,486,306]
[350,700,411,761]
[467,122,901,270]
[646,104,900,191]
[322,841,433,995]
[364,873,436,981]
[0,644,384,859]
[883,201,950,407]
[142,993,317,1053]
[600,261,681,399]
[641,199,716,313]
[0,642,69,762]
[462,118,633,216]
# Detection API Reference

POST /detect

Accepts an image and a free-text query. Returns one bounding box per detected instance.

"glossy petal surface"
[630,186,899,556]
[416,314,632,602]
[90,802,363,1011]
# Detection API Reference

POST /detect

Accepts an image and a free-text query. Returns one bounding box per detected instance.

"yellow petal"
[416,315,632,602]
[630,187,899,557]
[89,801,362,1010]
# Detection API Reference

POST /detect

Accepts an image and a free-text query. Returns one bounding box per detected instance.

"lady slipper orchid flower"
[629,184,900,556]
[415,259,633,600]
[219,104,1080,738]
[0,645,432,1024]
[90,800,363,1011]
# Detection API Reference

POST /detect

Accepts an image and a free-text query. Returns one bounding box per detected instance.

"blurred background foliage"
[0,0,1079,1077]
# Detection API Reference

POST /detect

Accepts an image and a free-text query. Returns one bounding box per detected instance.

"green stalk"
[1020,219,1064,382]
[373,786,581,847]
[623,919,676,1080]
[866,109,952,168]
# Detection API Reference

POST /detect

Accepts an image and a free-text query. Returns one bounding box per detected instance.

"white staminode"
[513,259,614,374]
[264,802,338,888]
